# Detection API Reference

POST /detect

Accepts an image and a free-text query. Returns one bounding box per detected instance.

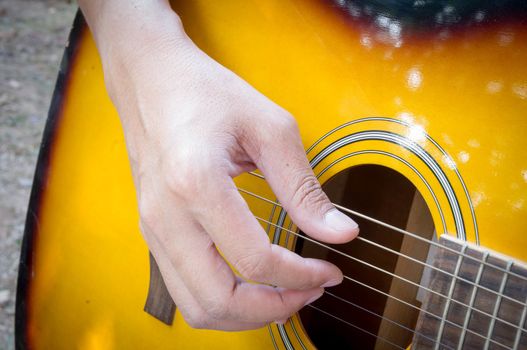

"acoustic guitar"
[16,1,527,349]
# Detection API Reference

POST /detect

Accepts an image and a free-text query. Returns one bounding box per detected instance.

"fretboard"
[413,235,527,350]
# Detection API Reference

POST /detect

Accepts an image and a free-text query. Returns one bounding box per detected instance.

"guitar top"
[16,1,527,349]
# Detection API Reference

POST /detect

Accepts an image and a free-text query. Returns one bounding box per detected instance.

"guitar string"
[246,171,527,284]
[278,209,456,349]
[255,214,526,338]
[244,188,527,333]
[306,302,512,350]
[307,302,504,350]
[305,304,406,350]
[238,186,527,308]
[343,274,513,350]
[323,290,456,350]
[257,216,518,350]
[357,231,527,308]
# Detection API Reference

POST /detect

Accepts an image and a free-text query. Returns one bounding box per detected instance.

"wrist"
[90,5,195,116]
[97,6,187,63]
[80,0,190,78]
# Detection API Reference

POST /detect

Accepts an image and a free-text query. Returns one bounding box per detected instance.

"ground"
[0,0,77,348]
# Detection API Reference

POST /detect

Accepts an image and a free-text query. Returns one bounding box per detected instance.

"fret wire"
[485,261,513,349]
[335,200,527,287]
[323,290,456,350]
[457,252,489,350]
[513,294,527,350]
[239,187,527,308]
[340,272,513,350]
[356,233,524,309]
[239,181,527,284]
[254,215,527,336]
[305,304,406,350]
[435,245,468,350]
[257,215,449,305]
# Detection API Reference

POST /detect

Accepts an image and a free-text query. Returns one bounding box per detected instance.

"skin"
[78,0,359,331]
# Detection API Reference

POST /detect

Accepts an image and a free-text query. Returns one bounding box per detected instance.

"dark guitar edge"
[14,10,86,350]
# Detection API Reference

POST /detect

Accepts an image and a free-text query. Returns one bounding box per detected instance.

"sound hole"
[296,165,436,349]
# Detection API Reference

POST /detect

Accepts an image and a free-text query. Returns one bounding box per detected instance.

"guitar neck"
[413,235,527,349]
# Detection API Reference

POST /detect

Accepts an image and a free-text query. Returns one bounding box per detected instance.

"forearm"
[78,0,192,99]
[77,0,196,157]
[78,0,186,58]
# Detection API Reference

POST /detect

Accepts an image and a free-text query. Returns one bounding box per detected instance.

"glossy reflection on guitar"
[16,0,527,349]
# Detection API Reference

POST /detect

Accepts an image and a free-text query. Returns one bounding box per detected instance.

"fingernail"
[304,289,324,307]
[325,209,358,231]
[274,318,288,325]
[321,277,342,288]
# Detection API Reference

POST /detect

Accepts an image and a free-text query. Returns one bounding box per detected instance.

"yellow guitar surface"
[16,1,527,349]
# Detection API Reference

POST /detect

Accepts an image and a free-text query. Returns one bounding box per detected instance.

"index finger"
[192,176,343,290]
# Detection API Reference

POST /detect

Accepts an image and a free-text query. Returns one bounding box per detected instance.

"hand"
[84,1,359,330]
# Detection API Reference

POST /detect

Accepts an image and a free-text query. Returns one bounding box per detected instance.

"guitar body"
[16,1,527,349]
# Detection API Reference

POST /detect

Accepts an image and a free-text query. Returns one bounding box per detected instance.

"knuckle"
[199,289,233,320]
[292,174,327,209]
[279,111,298,130]
[271,110,298,134]
[162,148,214,199]
[206,299,231,320]
[184,311,210,329]
[234,250,271,282]
[254,110,300,156]
[137,195,172,254]
[138,198,159,233]
[163,156,199,196]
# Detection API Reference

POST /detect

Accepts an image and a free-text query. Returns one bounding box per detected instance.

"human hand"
[86,2,359,331]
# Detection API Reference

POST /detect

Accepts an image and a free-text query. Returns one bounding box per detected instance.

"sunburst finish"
[16,1,527,349]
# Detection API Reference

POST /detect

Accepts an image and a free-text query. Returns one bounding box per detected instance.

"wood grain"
[413,235,527,349]
[144,253,176,325]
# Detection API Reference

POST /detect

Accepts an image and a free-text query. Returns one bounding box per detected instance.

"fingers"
[139,144,338,329]
[147,216,324,326]
[147,247,268,331]
[250,114,359,244]
[192,177,343,290]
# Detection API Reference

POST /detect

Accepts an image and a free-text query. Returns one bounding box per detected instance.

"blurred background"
[0,0,76,348]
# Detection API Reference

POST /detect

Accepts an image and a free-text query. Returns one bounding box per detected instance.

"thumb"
[254,117,359,244]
